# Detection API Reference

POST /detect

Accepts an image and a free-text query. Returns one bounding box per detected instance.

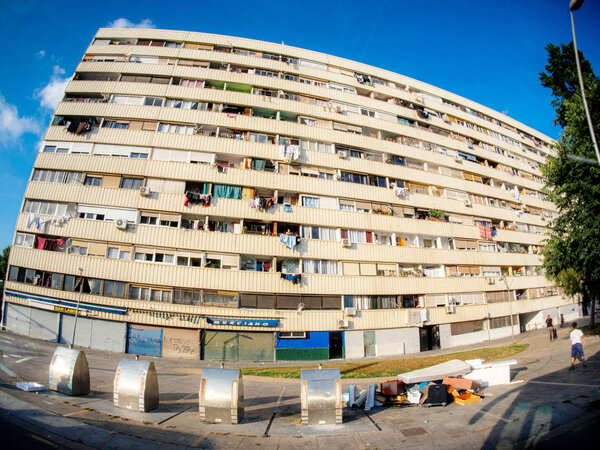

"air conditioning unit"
[115,218,128,230]
[337,319,349,328]
[344,307,357,317]
[454,156,463,164]
[464,199,472,207]
[337,150,348,159]
[341,238,351,248]
[442,114,451,123]
[139,186,151,197]
[486,277,495,285]
[383,153,393,163]
[445,305,456,314]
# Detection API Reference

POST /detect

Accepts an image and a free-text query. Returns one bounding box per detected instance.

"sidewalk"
[0,322,598,448]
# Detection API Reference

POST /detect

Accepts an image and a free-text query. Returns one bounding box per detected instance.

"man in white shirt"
[569,322,586,370]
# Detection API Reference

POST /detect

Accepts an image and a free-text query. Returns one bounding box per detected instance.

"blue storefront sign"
[206,317,279,327]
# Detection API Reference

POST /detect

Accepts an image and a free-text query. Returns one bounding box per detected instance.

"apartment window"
[23,200,70,217]
[178,79,204,88]
[107,246,131,260]
[302,259,338,274]
[361,108,376,118]
[165,99,199,110]
[302,197,320,208]
[14,233,35,248]
[84,176,102,186]
[278,331,307,339]
[299,117,316,126]
[281,73,299,82]
[340,171,367,185]
[173,288,202,305]
[255,69,278,77]
[144,97,163,106]
[130,152,148,159]
[68,244,88,255]
[139,214,157,225]
[102,280,126,298]
[154,252,174,264]
[105,121,129,129]
[120,178,143,190]
[157,123,194,135]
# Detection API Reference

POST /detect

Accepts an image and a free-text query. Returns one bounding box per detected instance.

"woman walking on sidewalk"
[546,315,555,341]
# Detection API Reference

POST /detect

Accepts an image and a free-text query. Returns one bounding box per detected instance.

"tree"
[0,246,9,295]
[539,43,600,328]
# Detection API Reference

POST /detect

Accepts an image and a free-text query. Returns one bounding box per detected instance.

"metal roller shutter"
[4,303,32,336]
[28,308,58,341]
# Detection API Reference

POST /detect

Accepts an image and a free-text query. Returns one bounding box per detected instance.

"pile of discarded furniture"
[347,358,516,409]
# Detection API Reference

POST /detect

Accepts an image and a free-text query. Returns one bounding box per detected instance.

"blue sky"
[0,0,598,248]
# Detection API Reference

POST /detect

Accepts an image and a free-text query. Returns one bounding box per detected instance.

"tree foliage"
[539,43,600,328]
[0,246,9,295]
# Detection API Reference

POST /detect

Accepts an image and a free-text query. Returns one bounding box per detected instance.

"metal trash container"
[48,346,90,396]
[113,359,159,412]
[300,368,342,425]
[199,368,244,424]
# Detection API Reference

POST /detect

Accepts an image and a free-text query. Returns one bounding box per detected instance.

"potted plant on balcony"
[427,209,445,222]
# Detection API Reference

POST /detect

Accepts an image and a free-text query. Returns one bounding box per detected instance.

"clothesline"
[26,213,71,233]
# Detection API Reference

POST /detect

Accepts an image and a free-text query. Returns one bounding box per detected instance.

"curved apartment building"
[2,28,579,361]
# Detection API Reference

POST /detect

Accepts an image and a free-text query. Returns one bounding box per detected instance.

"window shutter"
[342,262,360,275]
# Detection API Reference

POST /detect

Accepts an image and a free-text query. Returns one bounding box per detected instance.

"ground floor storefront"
[1,293,583,362]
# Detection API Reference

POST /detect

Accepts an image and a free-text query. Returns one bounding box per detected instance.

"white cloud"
[36,65,72,110]
[107,18,155,29]
[0,94,40,145]
[37,50,46,58]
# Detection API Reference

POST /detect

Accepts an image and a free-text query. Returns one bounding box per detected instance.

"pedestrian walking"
[569,322,586,370]
[546,315,555,341]
[560,314,565,328]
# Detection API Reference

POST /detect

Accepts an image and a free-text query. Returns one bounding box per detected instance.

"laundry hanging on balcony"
[279,233,297,251]
[248,196,276,211]
[279,144,300,162]
[280,273,302,285]
[393,185,407,198]
[184,192,212,207]
[478,225,495,240]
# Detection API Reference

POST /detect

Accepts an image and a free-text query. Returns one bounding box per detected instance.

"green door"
[203,331,239,360]
[202,331,274,361]
[364,330,376,357]
[238,332,274,361]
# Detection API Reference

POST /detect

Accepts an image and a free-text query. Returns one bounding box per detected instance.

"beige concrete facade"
[3,28,575,360]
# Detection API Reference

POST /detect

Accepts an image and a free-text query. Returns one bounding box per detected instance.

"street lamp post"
[69,267,84,349]
[499,277,515,342]
[569,0,600,165]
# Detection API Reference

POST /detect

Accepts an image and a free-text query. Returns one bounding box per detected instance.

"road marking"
[9,354,22,358]
[353,432,367,448]
[191,432,210,447]
[176,391,197,403]
[0,362,16,377]
[27,433,60,448]
[527,380,600,388]
[276,386,285,405]
[15,357,35,364]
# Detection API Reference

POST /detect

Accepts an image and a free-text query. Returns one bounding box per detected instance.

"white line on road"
[15,357,35,364]
[0,363,16,378]
[9,354,22,358]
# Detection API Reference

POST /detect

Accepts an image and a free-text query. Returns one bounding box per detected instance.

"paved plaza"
[0,323,598,449]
